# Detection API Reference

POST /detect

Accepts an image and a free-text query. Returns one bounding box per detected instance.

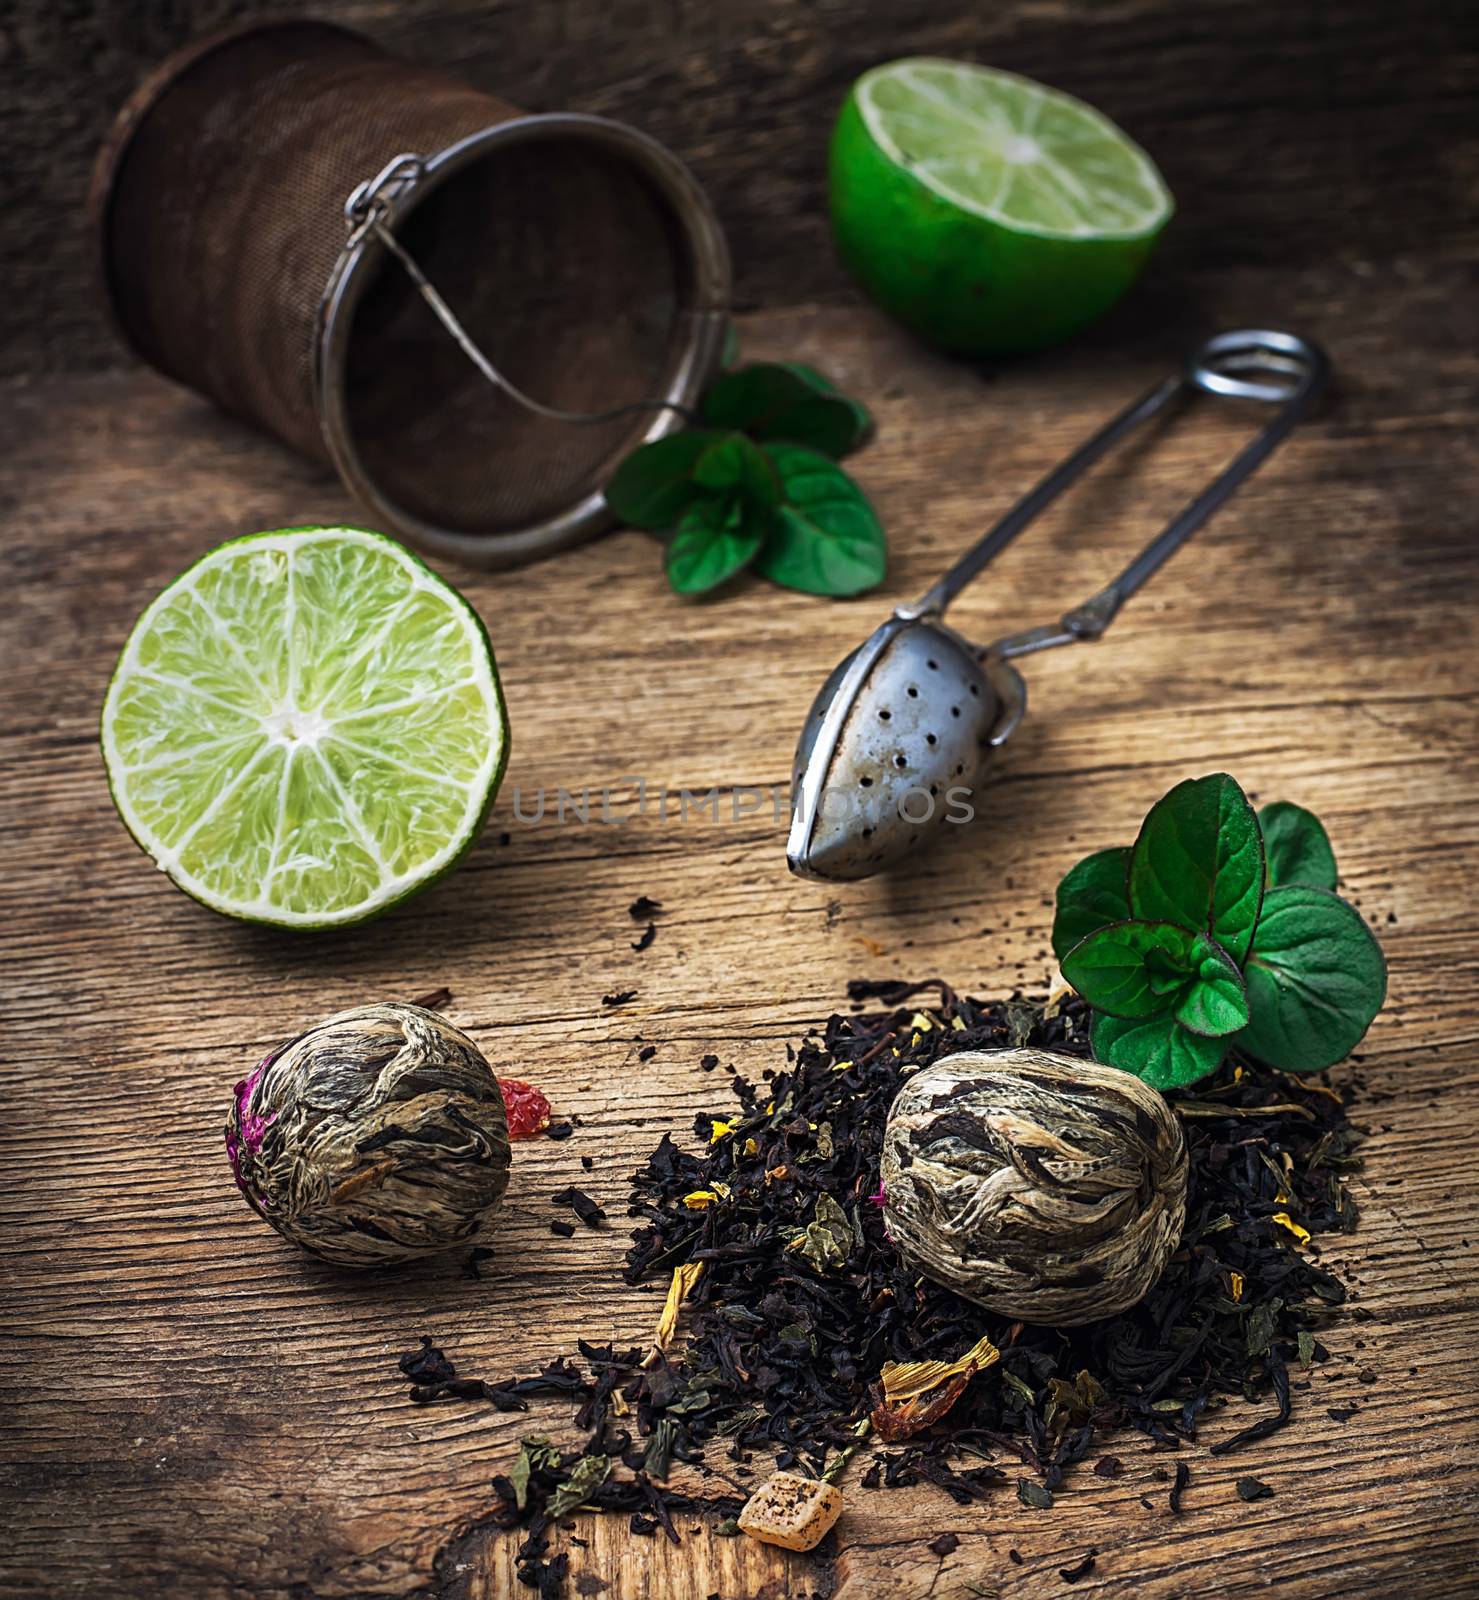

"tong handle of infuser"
[985,329,1330,660]
[898,368,1186,623]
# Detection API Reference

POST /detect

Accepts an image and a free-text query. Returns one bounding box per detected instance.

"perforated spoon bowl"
[787,330,1330,882]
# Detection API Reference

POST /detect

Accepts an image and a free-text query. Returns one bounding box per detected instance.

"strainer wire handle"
[900,371,1185,623]
[901,330,1329,652]
[344,150,701,431]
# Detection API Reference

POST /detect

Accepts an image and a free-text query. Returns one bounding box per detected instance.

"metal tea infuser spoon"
[787,328,1330,882]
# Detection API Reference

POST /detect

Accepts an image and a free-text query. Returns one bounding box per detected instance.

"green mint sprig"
[1052,774,1386,1088]
[604,360,885,598]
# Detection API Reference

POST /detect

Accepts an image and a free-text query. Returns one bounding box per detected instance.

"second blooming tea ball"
[880,1048,1187,1325]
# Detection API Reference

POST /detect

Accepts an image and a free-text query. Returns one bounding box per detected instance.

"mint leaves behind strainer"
[604,361,885,598]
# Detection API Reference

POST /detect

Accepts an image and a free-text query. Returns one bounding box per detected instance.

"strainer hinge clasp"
[990,583,1123,660]
[343,152,428,247]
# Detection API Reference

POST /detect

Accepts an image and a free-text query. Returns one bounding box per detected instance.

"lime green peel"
[101,527,509,929]
[830,58,1174,354]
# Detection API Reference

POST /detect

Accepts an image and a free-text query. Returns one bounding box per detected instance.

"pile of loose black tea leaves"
[618,983,1359,1484]
[398,983,1361,1592]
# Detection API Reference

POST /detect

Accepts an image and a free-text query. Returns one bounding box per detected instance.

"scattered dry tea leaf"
[1059,1549,1097,1583]
[546,1452,611,1519]
[508,1437,562,1512]
[1044,1368,1107,1426]
[788,1193,856,1271]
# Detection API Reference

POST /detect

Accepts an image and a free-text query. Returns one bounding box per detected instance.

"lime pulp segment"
[856,58,1172,240]
[101,528,507,928]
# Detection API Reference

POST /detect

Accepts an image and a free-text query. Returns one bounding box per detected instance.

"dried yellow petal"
[653,1261,703,1350]
[1272,1211,1311,1245]
[1229,1270,1245,1303]
[708,1120,735,1144]
[683,1190,718,1209]
[743,1137,758,1156]
[879,1333,999,1403]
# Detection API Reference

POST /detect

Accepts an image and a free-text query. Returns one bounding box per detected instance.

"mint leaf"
[1129,773,1265,966]
[1051,847,1130,961]
[1259,801,1338,891]
[692,431,781,508]
[665,499,765,594]
[757,445,886,596]
[605,430,728,529]
[1173,934,1250,1037]
[702,363,871,459]
[783,363,838,393]
[1091,1010,1228,1090]
[1235,885,1386,1070]
[1062,919,1198,1020]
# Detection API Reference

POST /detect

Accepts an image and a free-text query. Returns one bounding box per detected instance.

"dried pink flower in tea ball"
[881,1049,1187,1325]
[225,1003,510,1268]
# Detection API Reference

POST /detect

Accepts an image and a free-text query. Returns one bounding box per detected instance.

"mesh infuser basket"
[90,19,731,566]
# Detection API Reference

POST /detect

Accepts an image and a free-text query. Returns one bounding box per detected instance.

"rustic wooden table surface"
[4,3,1478,1598]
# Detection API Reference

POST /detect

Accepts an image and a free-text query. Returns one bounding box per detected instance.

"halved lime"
[830,58,1173,353]
[101,527,508,929]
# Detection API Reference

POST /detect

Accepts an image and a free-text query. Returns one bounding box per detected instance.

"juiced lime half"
[831,58,1173,353]
[101,527,508,929]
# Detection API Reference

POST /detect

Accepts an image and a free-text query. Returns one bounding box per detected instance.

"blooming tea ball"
[225,1003,511,1268]
[880,1049,1186,1325]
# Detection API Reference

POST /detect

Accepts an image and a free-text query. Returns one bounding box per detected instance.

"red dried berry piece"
[499,1078,551,1140]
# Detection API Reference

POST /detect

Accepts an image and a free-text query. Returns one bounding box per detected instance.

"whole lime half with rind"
[101,527,509,929]
[830,58,1173,354]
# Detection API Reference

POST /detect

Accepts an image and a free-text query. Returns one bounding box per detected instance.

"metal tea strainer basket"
[788,329,1331,882]
[89,19,731,567]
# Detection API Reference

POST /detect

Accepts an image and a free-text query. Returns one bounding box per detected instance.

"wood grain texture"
[4,2,1479,1596]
